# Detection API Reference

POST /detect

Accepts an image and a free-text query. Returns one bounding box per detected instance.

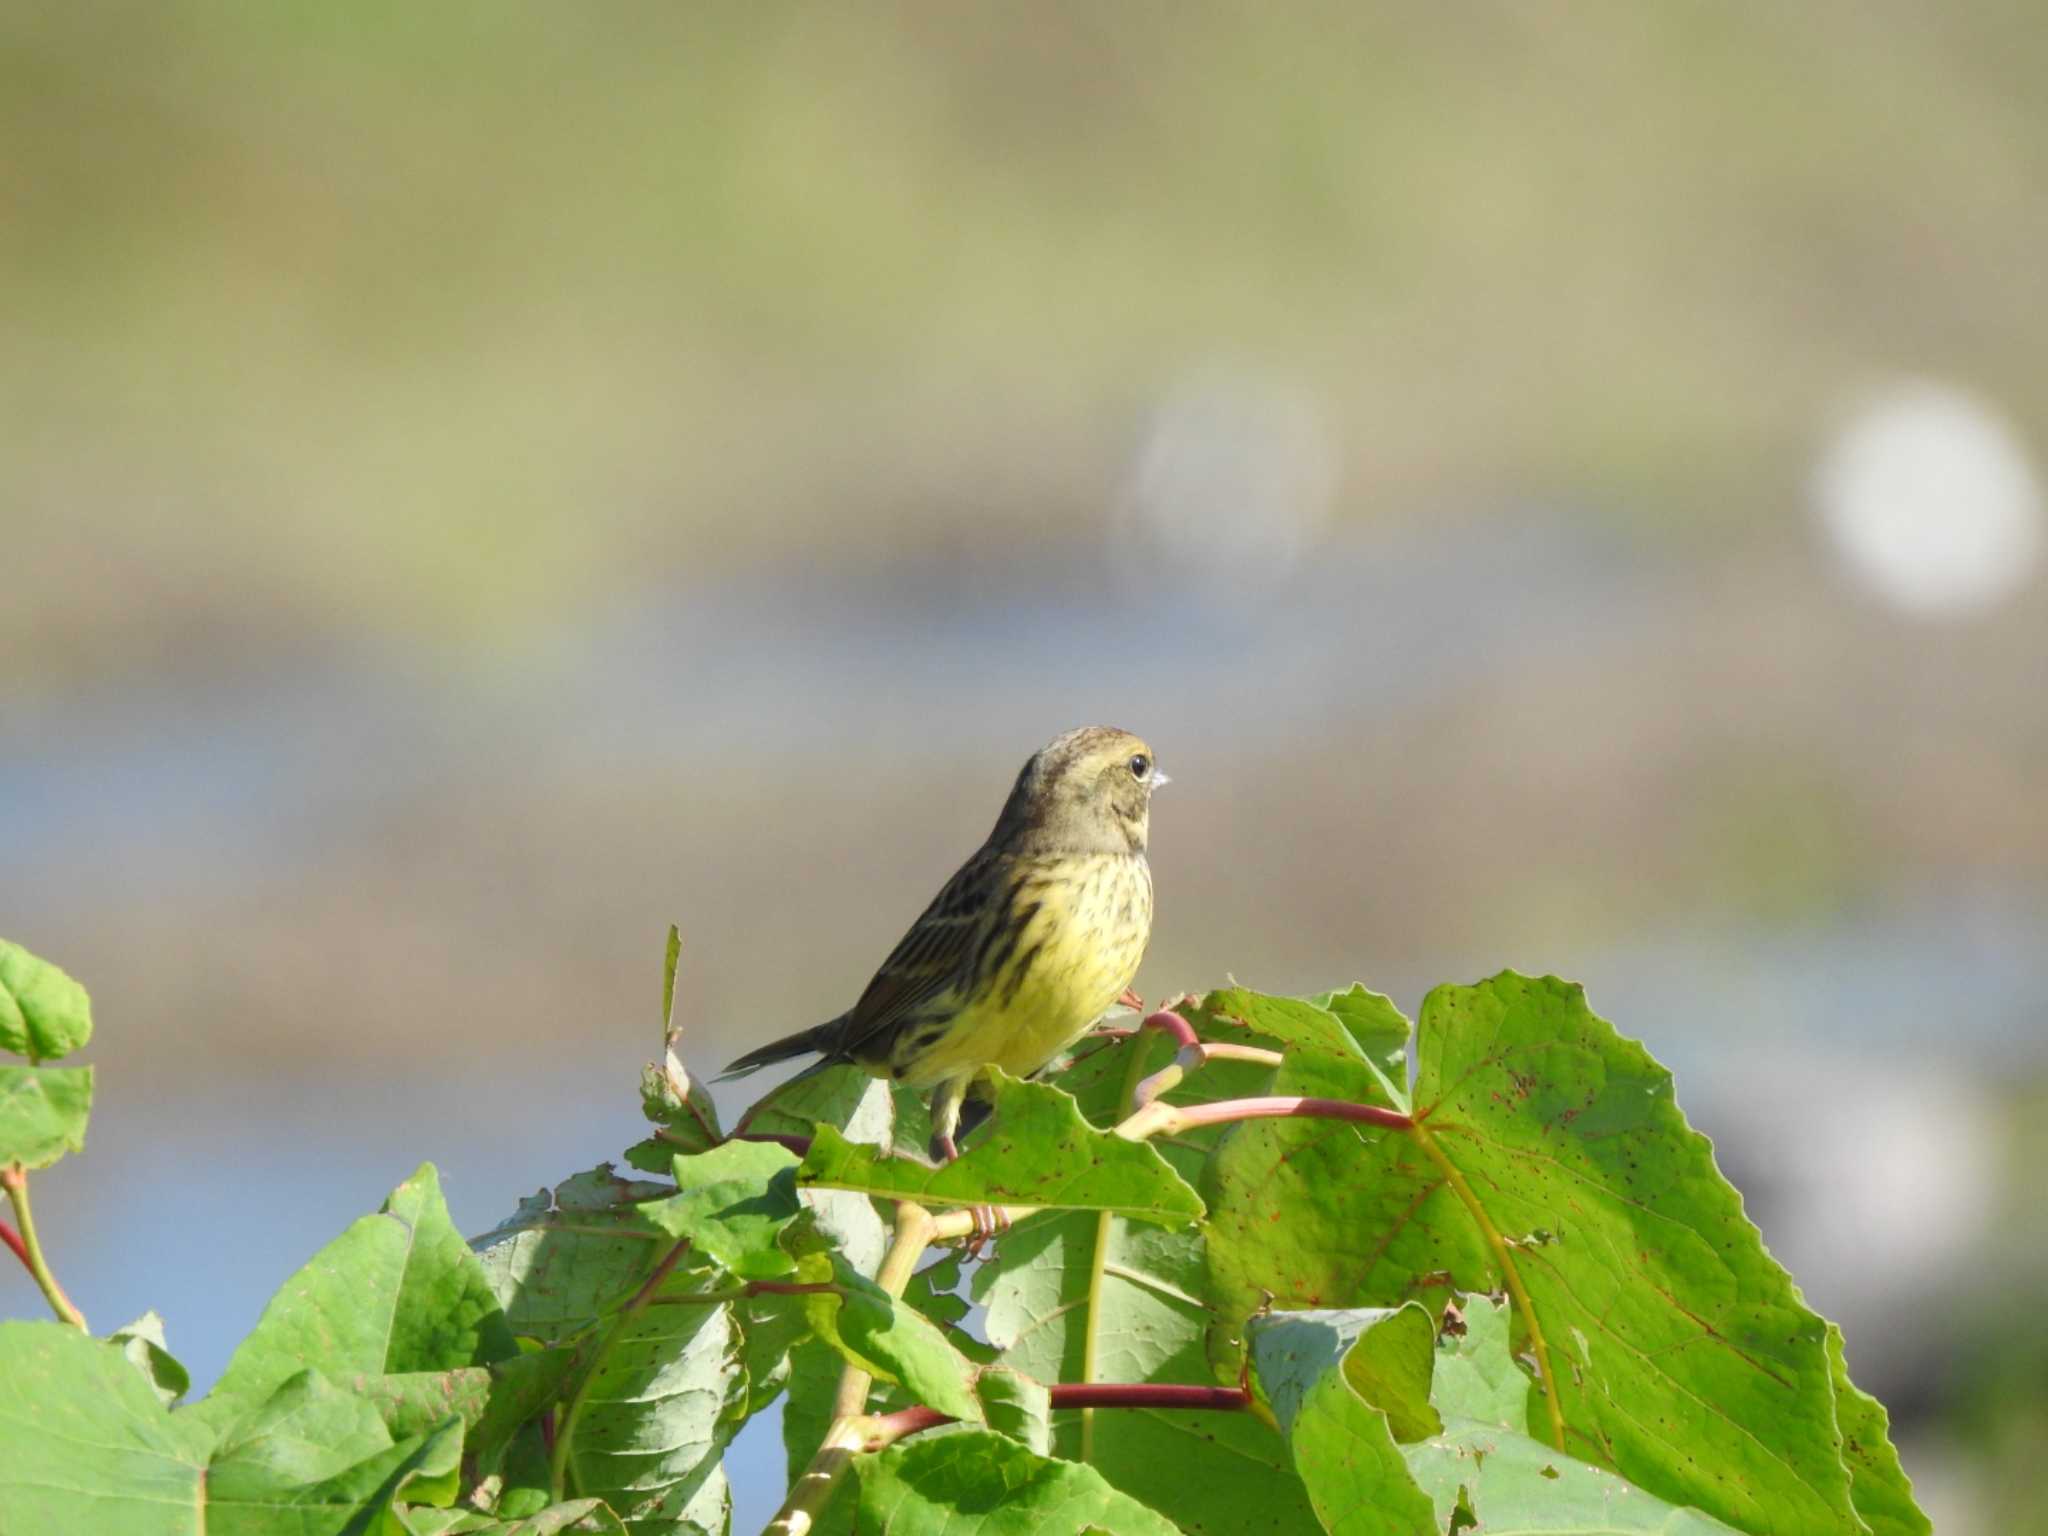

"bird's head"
[996,725,1167,855]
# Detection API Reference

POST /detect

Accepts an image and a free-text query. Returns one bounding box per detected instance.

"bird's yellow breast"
[898,852,1152,1086]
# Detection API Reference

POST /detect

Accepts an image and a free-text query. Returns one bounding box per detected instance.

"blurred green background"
[5,4,2045,1529]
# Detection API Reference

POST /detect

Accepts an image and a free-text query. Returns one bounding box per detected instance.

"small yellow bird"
[721,726,1164,1160]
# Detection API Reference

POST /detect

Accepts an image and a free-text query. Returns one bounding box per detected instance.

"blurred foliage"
[6,2,2048,679]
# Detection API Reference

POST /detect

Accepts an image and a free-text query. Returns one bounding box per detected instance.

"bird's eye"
[1128,754,1151,780]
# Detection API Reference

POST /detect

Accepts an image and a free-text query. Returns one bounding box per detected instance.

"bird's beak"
[1152,770,1172,788]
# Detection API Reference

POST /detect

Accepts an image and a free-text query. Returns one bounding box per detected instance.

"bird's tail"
[715,1017,844,1082]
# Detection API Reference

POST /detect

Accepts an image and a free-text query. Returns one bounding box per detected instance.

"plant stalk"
[768,1202,934,1536]
[0,1166,85,1330]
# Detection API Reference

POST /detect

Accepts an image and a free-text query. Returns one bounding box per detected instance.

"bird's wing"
[834,851,1002,1065]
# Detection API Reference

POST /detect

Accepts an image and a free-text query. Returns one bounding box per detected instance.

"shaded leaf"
[737,1287,812,1416]
[473,1168,675,1343]
[801,1251,984,1423]
[1195,986,1406,1109]
[852,1430,1183,1535]
[0,938,93,1060]
[350,1348,577,1475]
[976,1210,1319,1536]
[1249,1304,1441,1446]
[401,1498,628,1534]
[556,1282,744,1536]
[0,1064,92,1169]
[800,1072,1203,1227]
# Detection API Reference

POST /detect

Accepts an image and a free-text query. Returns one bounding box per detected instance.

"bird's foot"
[929,1132,961,1164]
[1117,987,1144,1012]
[960,1203,1012,1259]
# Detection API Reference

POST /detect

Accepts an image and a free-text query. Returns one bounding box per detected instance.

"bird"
[720,725,1165,1161]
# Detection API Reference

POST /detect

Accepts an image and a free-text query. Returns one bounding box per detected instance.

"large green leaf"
[1204,973,1922,1536]
[0,1064,92,1169]
[852,1430,1184,1534]
[1406,1295,1746,1536]
[0,938,93,1060]
[212,1163,518,1413]
[472,1168,676,1343]
[0,1321,459,1535]
[799,1072,1203,1227]
[556,1283,745,1536]
[975,1210,1320,1536]
[641,1140,802,1279]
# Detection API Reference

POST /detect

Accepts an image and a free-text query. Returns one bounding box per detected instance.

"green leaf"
[661,924,683,1035]
[0,1320,216,1533]
[975,1210,1319,1536]
[852,1430,1183,1535]
[903,1249,968,1328]
[1248,1309,1438,1536]
[108,1310,190,1408]
[207,1368,461,1518]
[1249,1304,1441,1446]
[1204,972,1925,1536]
[640,1140,801,1279]
[1312,983,1412,1099]
[400,1499,628,1534]
[0,1321,460,1535]
[1194,986,1407,1109]
[781,1334,854,1484]
[1827,1323,1932,1536]
[739,1062,893,1144]
[975,1366,1052,1455]
[799,1072,1204,1227]
[0,1064,92,1169]
[349,1349,577,1474]
[736,1066,898,1271]
[0,939,93,1060]
[1046,1030,1277,1187]
[737,1287,813,1415]
[472,1168,675,1343]
[212,1163,518,1413]
[1404,1297,1746,1535]
[800,1251,984,1423]
[636,929,722,1166]
[555,1282,744,1536]
[630,1060,723,1167]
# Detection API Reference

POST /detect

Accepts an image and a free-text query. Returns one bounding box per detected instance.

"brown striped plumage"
[720,727,1164,1159]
